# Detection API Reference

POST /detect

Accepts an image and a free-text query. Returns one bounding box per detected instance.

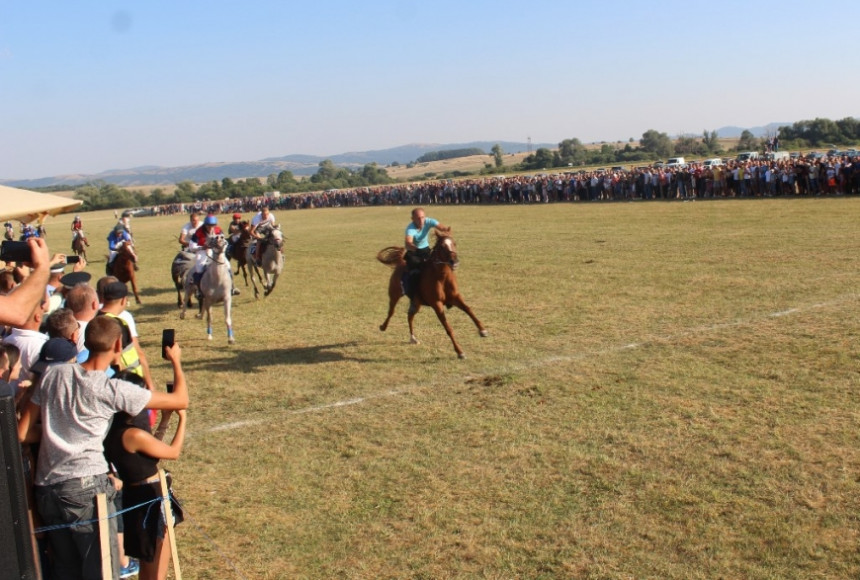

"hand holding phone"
[161,329,175,360]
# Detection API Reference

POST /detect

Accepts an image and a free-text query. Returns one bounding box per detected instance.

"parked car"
[665,157,687,168]
[702,158,723,168]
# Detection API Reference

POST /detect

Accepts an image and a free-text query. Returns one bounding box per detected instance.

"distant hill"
[713,123,791,138]
[1,141,552,189]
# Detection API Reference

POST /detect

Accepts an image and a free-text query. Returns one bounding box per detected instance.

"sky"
[1,0,859,180]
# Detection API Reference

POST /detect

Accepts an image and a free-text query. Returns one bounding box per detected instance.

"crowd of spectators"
[140,152,860,218]
[0,237,188,579]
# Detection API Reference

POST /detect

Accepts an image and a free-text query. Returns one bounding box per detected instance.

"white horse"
[180,234,235,343]
[247,225,284,299]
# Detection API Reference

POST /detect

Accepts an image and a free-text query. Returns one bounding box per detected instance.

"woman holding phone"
[104,375,186,580]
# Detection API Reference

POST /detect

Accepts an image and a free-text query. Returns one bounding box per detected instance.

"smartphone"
[166,382,174,393]
[65,255,81,264]
[161,329,175,359]
[0,240,31,263]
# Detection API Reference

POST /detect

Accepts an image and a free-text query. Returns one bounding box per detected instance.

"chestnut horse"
[377,227,487,359]
[229,221,252,288]
[109,243,141,304]
[71,230,89,261]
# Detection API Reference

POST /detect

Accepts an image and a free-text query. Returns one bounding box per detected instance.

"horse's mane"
[377,246,405,268]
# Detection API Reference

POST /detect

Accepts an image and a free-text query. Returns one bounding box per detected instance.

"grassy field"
[47,198,859,579]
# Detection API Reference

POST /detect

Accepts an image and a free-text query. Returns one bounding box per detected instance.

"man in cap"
[97,280,154,390]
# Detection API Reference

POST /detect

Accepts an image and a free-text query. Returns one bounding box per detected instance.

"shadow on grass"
[178,341,373,371]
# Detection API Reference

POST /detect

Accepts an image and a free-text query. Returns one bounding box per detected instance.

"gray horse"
[171,249,195,308]
[180,234,235,344]
[247,225,284,299]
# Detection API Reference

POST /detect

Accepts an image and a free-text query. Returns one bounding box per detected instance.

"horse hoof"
[207,335,213,341]
[179,312,185,320]
[195,313,203,320]
[480,329,489,337]
[410,336,420,345]
[379,324,387,332]
[228,338,236,345]
[458,352,467,359]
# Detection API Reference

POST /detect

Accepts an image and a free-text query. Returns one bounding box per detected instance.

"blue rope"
[32,493,170,534]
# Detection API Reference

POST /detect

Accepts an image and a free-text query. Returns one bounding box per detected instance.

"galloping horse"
[109,243,142,304]
[377,227,487,359]
[71,230,89,261]
[180,234,235,344]
[229,222,252,288]
[247,225,284,299]
[170,249,195,308]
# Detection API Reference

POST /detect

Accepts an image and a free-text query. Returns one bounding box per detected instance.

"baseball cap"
[30,338,78,375]
[60,271,92,289]
[102,281,129,301]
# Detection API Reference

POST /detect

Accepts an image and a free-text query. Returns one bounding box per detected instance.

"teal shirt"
[405,218,439,250]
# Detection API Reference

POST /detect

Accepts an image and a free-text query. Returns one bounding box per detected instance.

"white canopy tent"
[0,184,83,224]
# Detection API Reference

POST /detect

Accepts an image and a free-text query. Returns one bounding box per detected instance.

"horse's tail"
[377,246,405,268]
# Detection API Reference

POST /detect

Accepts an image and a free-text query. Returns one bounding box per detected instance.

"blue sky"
[1,0,858,180]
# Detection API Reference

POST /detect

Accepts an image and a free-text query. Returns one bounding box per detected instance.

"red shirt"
[191,225,222,247]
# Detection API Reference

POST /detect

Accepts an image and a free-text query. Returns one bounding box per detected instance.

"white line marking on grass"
[205,294,858,434]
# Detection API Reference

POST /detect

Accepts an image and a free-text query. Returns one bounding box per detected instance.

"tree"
[491,144,504,168]
[702,129,720,153]
[558,138,588,166]
[736,129,760,151]
[640,130,673,158]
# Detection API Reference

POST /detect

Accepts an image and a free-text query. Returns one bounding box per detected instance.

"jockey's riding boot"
[401,271,410,298]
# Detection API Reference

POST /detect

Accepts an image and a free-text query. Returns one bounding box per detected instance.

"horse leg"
[248,264,261,299]
[449,294,488,337]
[430,302,466,359]
[180,283,191,320]
[129,274,142,305]
[379,272,401,332]
[407,300,422,345]
[224,297,235,344]
[204,299,213,340]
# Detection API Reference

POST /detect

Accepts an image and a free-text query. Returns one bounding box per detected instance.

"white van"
[764,151,789,162]
[665,157,686,168]
[702,158,723,168]
[736,151,759,162]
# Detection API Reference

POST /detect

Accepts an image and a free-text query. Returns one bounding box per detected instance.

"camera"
[0,240,31,263]
[166,382,174,393]
[161,328,175,359]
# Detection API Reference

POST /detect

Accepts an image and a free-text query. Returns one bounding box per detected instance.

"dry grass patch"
[57,198,860,578]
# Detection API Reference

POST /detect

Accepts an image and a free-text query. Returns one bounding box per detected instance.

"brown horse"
[229,221,252,287]
[109,243,142,304]
[71,231,89,261]
[377,227,487,359]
